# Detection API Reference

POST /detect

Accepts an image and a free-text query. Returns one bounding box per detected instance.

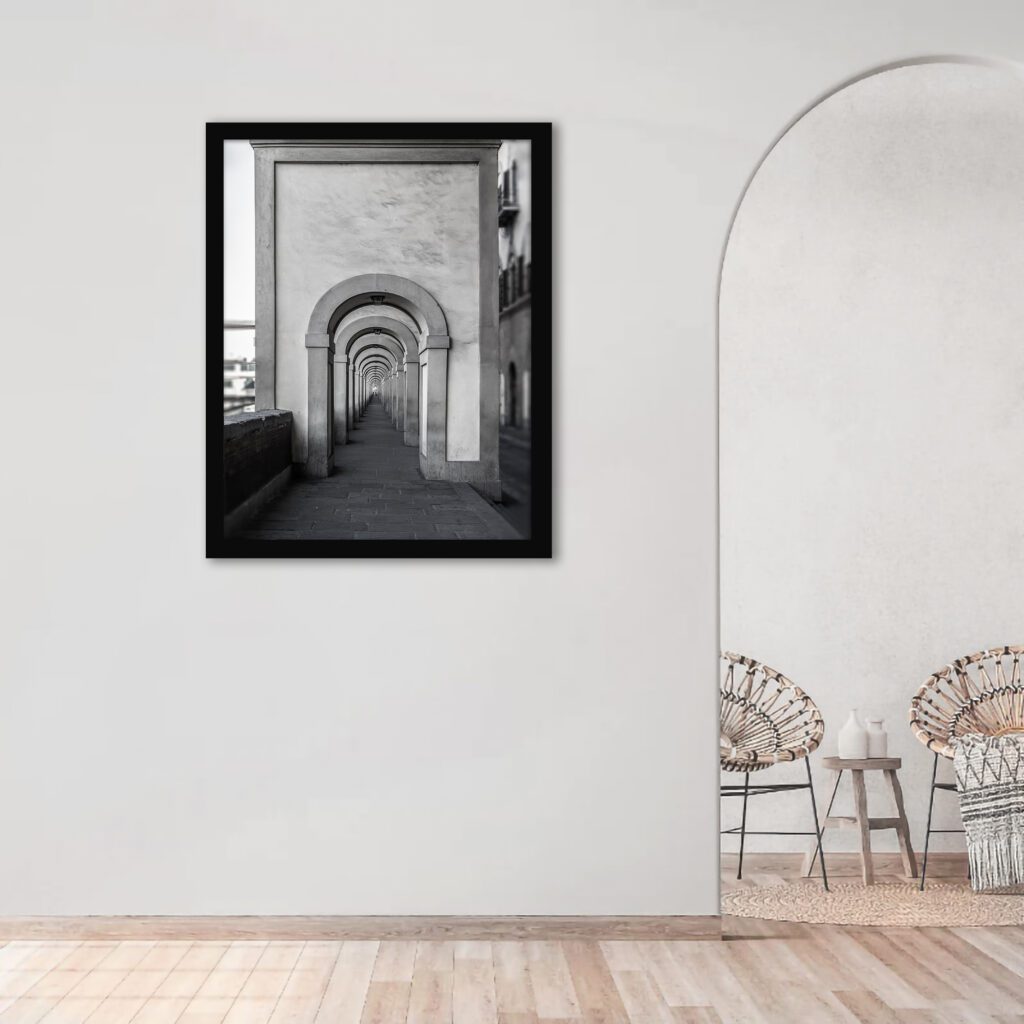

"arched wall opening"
[253,141,501,494]
[305,275,450,478]
[334,316,422,448]
[718,58,1024,888]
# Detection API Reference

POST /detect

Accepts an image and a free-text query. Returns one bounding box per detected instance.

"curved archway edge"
[308,273,449,342]
[717,55,1023,311]
[306,275,449,476]
[336,314,422,363]
[333,337,407,444]
[333,315,423,448]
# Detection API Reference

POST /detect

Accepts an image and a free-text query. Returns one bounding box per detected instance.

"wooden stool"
[801,756,917,885]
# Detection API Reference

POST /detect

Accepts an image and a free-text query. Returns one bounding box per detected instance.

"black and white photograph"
[208,123,551,557]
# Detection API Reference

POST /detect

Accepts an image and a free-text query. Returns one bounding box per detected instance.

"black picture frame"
[206,122,552,558]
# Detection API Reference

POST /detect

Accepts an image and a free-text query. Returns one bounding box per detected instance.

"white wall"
[1,0,1023,915]
[274,160,480,462]
[721,60,1024,852]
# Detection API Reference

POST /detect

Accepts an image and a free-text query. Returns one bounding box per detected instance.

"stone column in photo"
[395,369,406,433]
[403,358,419,446]
[304,332,334,477]
[333,354,348,445]
[347,362,355,430]
[420,335,450,477]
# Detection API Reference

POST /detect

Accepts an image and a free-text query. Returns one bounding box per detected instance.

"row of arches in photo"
[303,273,453,480]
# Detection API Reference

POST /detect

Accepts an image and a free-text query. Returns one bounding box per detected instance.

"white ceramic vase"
[866,717,887,758]
[838,709,869,760]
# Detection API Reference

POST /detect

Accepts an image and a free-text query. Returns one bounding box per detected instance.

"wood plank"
[454,942,497,1024]
[153,972,211,999]
[372,943,418,984]
[177,995,236,1023]
[88,999,149,1024]
[733,852,967,877]
[176,945,231,971]
[255,944,304,971]
[670,1010,723,1024]
[360,981,413,1024]
[34,996,105,1024]
[219,943,269,971]
[316,941,379,1024]
[884,929,1014,1011]
[408,942,454,1024]
[238,971,292,1000]
[827,931,930,1010]
[524,943,579,1021]
[854,931,960,1002]
[918,931,1024,1013]
[561,942,628,1020]
[0,919,720,942]
[223,997,279,1024]
[851,770,875,885]
[821,758,903,771]
[0,998,62,1024]
[132,1000,193,1024]
[607,968,674,1024]
[631,942,704,1010]
[884,770,919,879]
[492,942,534,1017]
[832,989,905,1024]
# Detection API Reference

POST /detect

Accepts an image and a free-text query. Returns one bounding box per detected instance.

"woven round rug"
[722,881,1024,927]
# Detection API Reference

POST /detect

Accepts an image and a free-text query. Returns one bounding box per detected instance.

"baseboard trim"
[0,915,721,941]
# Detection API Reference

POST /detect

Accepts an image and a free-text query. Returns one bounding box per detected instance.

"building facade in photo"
[498,140,532,433]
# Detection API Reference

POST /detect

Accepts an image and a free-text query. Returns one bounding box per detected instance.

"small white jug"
[866,717,888,758]
[838,709,869,760]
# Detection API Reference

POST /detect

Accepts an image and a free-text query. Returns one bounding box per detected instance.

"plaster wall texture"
[720,61,1024,852]
[274,162,480,463]
[3,0,1024,917]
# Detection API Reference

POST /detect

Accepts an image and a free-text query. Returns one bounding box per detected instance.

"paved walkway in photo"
[241,396,521,541]
[497,426,532,539]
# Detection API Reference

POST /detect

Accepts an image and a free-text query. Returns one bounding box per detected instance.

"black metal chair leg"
[737,772,751,879]
[804,769,841,880]
[919,751,939,891]
[805,758,829,892]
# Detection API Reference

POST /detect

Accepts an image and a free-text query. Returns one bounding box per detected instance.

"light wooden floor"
[0,856,1021,1024]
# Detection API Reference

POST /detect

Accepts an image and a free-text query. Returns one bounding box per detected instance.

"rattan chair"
[908,644,1024,889]
[720,651,829,888]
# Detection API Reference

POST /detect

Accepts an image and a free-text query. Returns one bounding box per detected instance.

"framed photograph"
[207,123,551,558]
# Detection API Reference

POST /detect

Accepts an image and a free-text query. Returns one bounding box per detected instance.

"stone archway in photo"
[253,141,501,494]
[335,315,421,447]
[305,274,448,478]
